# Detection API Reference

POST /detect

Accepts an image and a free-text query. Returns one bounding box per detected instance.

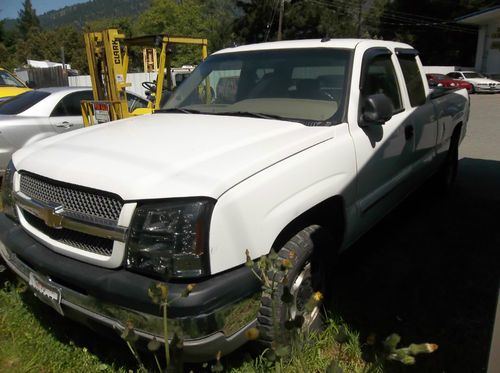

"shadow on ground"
[329,157,500,373]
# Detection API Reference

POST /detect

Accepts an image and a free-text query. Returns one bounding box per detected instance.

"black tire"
[257,225,333,346]
[435,132,459,194]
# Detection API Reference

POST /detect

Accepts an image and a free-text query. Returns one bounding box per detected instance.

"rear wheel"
[257,225,334,346]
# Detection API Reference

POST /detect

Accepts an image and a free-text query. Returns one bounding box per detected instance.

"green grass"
[0,278,132,373]
[229,320,378,373]
[0,273,377,373]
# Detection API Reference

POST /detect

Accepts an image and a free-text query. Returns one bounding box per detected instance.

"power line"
[264,0,280,42]
[304,0,476,34]
[379,12,476,34]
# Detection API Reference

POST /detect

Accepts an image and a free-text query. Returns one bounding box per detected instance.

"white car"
[0,87,149,174]
[446,71,500,93]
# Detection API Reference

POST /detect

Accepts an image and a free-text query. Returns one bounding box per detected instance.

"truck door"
[395,50,439,181]
[348,47,416,234]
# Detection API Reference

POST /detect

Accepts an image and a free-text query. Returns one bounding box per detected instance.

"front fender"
[208,124,357,274]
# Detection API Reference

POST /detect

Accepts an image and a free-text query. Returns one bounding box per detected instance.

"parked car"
[446,71,500,93]
[426,73,473,93]
[0,87,149,175]
[0,39,469,361]
[0,68,32,103]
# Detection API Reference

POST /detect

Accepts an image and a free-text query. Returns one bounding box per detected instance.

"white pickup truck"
[0,39,469,361]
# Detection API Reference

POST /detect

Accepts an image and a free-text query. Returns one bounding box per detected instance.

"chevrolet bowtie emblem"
[41,205,64,229]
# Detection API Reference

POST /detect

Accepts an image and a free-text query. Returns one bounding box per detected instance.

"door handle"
[56,121,74,129]
[405,125,414,140]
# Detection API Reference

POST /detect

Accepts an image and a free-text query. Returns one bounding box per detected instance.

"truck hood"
[13,113,333,200]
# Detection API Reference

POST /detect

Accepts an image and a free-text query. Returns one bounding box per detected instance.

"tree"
[0,20,4,43]
[134,0,210,66]
[234,0,389,43]
[17,0,40,38]
[379,0,497,66]
[202,0,239,52]
[233,0,279,43]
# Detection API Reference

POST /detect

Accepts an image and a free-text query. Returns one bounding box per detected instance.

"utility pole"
[277,0,285,41]
[356,0,363,38]
[61,46,65,69]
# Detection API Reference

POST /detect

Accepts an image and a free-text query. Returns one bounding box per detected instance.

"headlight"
[126,199,214,279]
[1,160,18,221]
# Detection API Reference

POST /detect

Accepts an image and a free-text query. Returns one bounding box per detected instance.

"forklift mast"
[81,29,208,126]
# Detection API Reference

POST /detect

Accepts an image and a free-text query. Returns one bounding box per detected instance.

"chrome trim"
[0,240,259,362]
[14,191,127,242]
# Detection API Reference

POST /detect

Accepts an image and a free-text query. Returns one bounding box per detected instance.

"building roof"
[456,5,500,25]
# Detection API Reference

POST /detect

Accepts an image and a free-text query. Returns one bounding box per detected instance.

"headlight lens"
[1,160,18,221]
[126,199,214,279]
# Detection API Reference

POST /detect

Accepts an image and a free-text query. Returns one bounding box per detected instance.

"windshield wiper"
[156,108,302,123]
[155,108,202,114]
[211,111,294,121]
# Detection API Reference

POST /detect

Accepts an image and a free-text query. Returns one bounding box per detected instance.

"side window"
[361,54,402,113]
[51,91,94,117]
[397,54,426,107]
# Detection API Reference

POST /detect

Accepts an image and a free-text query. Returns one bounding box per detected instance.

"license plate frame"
[29,272,64,316]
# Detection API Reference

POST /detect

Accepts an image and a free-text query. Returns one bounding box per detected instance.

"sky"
[0,0,86,20]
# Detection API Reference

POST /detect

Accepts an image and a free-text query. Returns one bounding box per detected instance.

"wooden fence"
[26,67,69,88]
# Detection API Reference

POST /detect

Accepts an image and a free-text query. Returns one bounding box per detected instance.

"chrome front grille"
[23,211,113,256]
[20,173,123,222]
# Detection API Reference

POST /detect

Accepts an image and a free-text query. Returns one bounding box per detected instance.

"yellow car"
[0,68,32,103]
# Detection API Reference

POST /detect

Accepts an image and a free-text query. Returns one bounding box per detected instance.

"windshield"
[463,72,485,79]
[162,48,352,124]
[0,91,50,115]
[0,70,26,88]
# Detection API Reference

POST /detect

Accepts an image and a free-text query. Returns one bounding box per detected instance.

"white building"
[457,6,500,76]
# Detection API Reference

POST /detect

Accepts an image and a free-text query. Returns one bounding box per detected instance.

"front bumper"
[0,214,261,362]
[474,85,500,93]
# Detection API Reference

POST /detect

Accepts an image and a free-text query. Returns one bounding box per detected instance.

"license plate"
[29,273,64,315]
[93,103,111,124]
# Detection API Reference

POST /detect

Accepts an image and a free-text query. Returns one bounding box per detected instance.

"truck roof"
[214,38,413,55]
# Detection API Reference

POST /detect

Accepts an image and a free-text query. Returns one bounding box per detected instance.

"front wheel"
[257,225,334,346]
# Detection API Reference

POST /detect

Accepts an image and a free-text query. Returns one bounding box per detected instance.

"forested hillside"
[39,0,152,29]
[1,0,152,30]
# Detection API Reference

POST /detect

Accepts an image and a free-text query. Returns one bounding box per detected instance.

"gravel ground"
[330,93,500,373]
[461,94,500,161]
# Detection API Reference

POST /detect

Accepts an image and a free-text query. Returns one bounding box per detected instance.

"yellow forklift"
[81,29,208,126]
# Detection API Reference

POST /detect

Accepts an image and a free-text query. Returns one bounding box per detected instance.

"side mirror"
[25,80,36,88]
[361,93,393,125]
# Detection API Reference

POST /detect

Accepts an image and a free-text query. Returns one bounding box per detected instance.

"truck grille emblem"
[41,205,64,229]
